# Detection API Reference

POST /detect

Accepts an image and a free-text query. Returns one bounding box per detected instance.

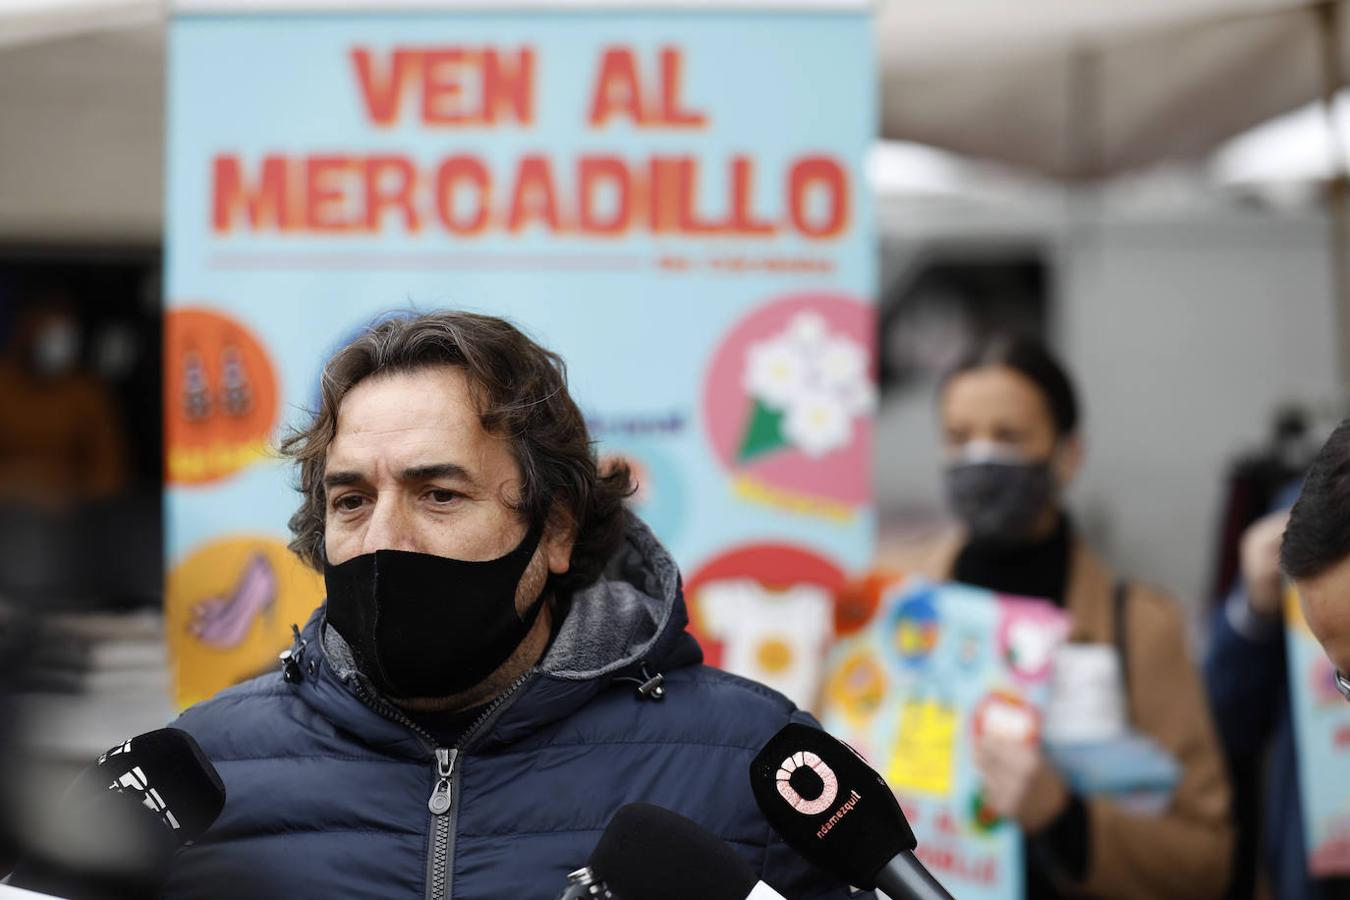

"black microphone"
[557,802,788,900]
[749,723,955,900]
[8,728,225,900]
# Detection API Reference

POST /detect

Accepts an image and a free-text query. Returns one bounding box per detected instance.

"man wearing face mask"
[887,336,1232,900]
[159,311,861,900]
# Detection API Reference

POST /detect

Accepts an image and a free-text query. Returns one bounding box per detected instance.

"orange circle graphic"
[165,535,325,710]
[165,306,279,485]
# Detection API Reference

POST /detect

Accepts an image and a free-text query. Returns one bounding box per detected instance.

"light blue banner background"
[166,10,876,585]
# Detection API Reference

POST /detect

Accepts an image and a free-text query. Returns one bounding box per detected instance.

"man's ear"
[1054,432,1084,487]
[544,511,576,576]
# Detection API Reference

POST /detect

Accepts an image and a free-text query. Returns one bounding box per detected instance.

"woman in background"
[900,335,1232,899]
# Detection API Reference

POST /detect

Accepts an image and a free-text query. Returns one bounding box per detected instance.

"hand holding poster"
[820,577,1070,900]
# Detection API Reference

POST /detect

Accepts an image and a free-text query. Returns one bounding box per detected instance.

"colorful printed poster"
[820,577,1070,900]
[1285,585,1350,876]
[164,4,875,707]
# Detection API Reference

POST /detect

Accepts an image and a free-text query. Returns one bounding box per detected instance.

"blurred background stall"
[4,1,1350,897]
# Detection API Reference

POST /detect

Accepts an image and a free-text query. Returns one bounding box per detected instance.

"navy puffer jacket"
[161,517,866,899]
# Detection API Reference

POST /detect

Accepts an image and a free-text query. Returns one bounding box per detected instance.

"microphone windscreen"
[588,803,759,900]
[749,723,915,889]
[91,728,225,845]
[10,729,225,898]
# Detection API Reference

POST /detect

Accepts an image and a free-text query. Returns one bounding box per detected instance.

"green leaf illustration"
[736,399,788,463]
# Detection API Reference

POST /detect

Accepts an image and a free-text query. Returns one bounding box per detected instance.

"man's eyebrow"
[322,471,364,490]
[321,463,475,491]
[401,463,474,484]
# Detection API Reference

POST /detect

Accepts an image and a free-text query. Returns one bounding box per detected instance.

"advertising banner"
[164,5,875,707]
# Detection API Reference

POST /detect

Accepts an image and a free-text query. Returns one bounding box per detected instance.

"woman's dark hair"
[1282,418,1350,580]
[940,334,1080,436]
[279,310,635,594]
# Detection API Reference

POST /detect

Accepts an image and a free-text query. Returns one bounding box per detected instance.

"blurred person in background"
[0,298,128,510]
[1205,494,1350,900]
[1281,418,1350,690]
[894,335,1233,899]
[0,297,130,605]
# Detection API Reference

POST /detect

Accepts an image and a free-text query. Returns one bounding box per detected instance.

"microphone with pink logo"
[749,723,955,900]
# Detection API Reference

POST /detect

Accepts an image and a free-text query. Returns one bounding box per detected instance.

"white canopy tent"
[2,0,1348,235]
[2,0,1347,219]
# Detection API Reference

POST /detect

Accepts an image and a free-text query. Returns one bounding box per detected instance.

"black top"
[953,512,1089,894]
[953,512,1072,608]
[406,702,493,749]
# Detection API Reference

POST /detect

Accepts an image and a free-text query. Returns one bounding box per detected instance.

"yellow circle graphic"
[166,535,325,710]
[825,649,887,723]
[756,638,796,674]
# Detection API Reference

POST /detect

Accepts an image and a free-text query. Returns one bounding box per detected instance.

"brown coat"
[890,532,1233,900]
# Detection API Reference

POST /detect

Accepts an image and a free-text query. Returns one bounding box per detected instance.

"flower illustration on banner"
[737,312,875,463]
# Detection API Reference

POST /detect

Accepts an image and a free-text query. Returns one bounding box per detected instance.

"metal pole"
[1316,0,1350,385]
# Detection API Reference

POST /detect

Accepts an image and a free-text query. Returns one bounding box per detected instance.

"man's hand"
[1240,509,1291,618]
[974,736,1070,833]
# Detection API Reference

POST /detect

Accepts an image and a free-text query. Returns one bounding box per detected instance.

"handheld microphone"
[749,723,954,900]
[558,803,787,900]
[8,728,225,900]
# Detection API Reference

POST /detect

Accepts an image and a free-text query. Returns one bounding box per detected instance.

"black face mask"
[944,458,1055,541]
[323,520,545,700]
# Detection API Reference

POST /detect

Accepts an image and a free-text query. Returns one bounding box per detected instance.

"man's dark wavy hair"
[1282,417,1350,580]
[279,310,634,594]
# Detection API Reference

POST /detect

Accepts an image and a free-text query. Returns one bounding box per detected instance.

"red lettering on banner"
[305,156,354,231]
[658,47,706,127]
[578,156,631,234]
[351,48,416,127]
[506,155,562,232]
[588,48,643,126]
[212,155,293,233]
[646,157,681,233]
[788,156,848,238]
[674,159,725,234]
[208,152,851,240]
[364,156,419,231]
[729,156,774,235]
[915,844,999,887]
[352,46,535,127]
[484,48,535,124]
[588,46,706,128]
[421,49,475,125]
[434,157,491,235]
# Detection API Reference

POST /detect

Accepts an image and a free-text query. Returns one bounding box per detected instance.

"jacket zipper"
[426,747,457,900]
[423,673,533,900]
[349,672,533,900]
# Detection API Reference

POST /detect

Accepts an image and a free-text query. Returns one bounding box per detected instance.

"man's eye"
[333,495,365,512]
[426,489,460,504]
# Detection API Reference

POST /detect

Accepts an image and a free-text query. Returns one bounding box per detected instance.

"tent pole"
[1316,0,1350,386]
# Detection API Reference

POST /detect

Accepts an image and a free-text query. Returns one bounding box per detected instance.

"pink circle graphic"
[703,294,875,506]
[996,599,1069,685]
[776,750,840,816]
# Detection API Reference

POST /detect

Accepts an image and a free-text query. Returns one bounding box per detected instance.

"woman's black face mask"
[944,441,1057,541]
[323,519,545,700]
